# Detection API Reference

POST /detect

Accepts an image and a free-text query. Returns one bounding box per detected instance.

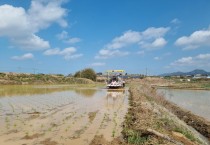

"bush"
[74,71,81,78]
[74,68,96,81]
[0,73,6,77]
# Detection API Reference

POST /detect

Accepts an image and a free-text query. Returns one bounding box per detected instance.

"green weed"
[174,127,196,142]
[127,130,148,144]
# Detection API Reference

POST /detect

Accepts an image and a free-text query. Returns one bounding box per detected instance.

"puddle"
[0,85,129,145]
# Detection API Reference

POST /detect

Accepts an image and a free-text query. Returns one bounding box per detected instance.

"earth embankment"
[0,73,94,85]
[122,80,209,145]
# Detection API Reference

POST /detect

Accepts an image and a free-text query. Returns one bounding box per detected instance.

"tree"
[74,68,96,81]
[74,71,81,78]
[81,68,96,81]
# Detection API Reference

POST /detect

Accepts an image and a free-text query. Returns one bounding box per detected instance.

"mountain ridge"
[160,69,210,76]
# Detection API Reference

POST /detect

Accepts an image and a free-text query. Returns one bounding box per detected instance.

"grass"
[155,117,174,130]
[0,73,96,85]
[126,130,148,145]
[174,127,197,142]
[112,130,115,137]
[112,112,118,137]
[25,131,29,136]
[202,83,210,89]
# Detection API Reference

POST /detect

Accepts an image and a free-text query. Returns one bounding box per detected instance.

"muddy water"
[0,85,129,145]
[157,88,210,121]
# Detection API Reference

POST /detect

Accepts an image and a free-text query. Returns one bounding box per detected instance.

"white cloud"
[139,37,167,50]
[95,49,129,59]
[154,56,161,60]
[43,48,61,55]
[91,62,106,66]
[64,53,83,60]
[139,27,169,50]
[170,53,210,67]
[0,0,67,50]
[141,27,170,39]
[56,31,68,40]
[57,31,81,44]
[28,0,68,31]
[66,37,81,44]
[175,27,210,50]
[196,53,210,59]
[106,30,141,49]
[170,18,181,24]
[106,27,170,50]
[11,53,34,60]
[96,27,170,59]
[12,34,50,50]
[43,47,83,60]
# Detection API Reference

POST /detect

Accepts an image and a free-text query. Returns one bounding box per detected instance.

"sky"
[0,0,210,75]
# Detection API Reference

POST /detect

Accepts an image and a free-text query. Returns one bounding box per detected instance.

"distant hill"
[160,69,210,76]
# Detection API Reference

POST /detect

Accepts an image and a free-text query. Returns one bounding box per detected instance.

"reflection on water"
[158,88,210,121]
[106,90,126,109]
[0,86,129,145]
[0,85,76,97]
[0,85,99,97]
[74,88,97,97]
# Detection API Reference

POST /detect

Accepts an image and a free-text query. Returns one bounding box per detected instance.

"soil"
[39,138,58,145]
[88,111,98,123]
[22,133,44,140]
[89,135,126,145]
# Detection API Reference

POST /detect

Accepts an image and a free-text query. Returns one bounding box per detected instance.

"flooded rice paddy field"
[158,88,210,121]
[0,85,129,145]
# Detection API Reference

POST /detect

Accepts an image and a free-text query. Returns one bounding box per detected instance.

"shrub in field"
[74,68,96,81]
[0,73,6,77]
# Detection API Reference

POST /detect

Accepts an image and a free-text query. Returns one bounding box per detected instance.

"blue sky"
[1,0,210,75]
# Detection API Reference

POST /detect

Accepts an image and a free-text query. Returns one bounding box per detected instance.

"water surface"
[0,85,129,145]
[157,88,210,121]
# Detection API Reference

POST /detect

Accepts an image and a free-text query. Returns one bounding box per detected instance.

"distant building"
[193,74,208,79]
[96,72,103,76]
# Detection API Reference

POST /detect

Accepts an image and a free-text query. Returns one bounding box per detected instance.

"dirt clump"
[26,114,40,120]
[6,129,18,134]
[90,135,126,145]
[88,111,98,123]
[39,138,58,145]
[22,133,44,140]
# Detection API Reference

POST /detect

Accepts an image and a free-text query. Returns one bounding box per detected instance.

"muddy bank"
[122,81,209,145]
